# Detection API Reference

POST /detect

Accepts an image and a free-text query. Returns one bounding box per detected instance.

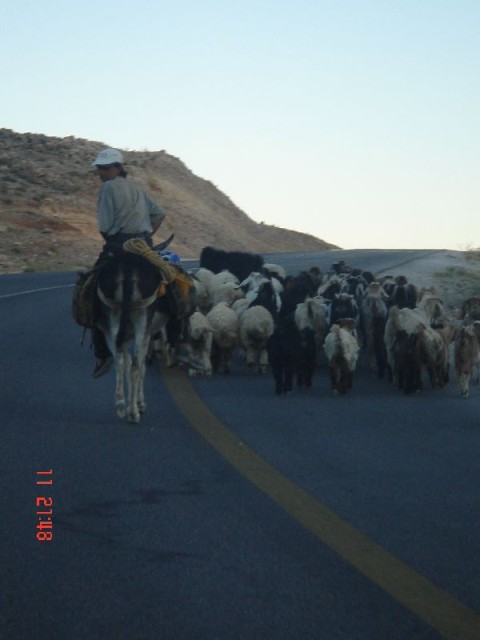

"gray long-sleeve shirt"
[97,176,165,236]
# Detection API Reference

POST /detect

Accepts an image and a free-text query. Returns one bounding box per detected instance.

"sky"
[2,0,479,250]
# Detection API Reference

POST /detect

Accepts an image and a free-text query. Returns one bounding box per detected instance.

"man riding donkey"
[73,147,202,376]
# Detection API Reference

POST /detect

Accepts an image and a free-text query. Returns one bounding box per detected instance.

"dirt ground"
[385,250,480,310]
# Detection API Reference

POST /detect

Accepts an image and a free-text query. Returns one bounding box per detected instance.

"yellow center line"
[163,367,480,640]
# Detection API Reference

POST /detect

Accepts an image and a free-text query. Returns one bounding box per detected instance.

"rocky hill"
[0,129,337,274]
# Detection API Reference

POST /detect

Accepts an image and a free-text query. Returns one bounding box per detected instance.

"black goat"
[200,246,264,282]
[267,313,301,395]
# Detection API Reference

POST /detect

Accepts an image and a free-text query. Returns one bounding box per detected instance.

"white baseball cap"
[91,148,124,166]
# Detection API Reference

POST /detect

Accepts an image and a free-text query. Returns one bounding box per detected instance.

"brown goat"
[454,322,480,398]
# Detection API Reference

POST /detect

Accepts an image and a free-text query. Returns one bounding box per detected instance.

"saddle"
[71,240,194,328]
[122,238,194,318]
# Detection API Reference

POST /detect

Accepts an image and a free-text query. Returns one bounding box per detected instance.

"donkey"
[95,252,169,423]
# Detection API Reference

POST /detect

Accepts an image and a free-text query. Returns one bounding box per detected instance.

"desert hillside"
[0,129,337,274]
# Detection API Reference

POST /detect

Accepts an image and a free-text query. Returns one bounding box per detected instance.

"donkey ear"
[153,233,175,251]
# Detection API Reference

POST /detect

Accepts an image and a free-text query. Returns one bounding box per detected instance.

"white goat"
[191,267,214,314]
[262,263,287,281]
[239,271,283,307]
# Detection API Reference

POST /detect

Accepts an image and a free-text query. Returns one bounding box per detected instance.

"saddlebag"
[72,270,99,328]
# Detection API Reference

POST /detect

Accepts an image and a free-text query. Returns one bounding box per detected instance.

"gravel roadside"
[381,250,480,310]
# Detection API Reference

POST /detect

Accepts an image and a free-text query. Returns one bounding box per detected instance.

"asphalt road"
[1,249,480,640]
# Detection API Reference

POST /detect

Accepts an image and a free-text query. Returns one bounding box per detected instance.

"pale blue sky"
[2,1,479,249]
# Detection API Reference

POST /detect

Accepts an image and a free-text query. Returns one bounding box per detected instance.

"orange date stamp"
[36,469,53,542]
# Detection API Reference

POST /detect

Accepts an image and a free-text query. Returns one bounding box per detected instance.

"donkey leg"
[137,360,147,413]
[115,351,126,418]
[127,353,141,423]
[136,336,151,414]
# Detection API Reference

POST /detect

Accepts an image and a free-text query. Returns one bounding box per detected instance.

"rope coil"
[122,238,178,284]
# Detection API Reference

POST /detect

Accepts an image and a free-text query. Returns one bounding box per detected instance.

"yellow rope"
[122,238,177,284]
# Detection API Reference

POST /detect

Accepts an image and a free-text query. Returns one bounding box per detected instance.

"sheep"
[193,267,215,286]
[208,269,239,294]
[187,311,214,376]
[189,266,240,314]
[231,297,250,321]
[191,267,214,314]
[192,269,243,310]
[323,320,359,395]
[205,302,239,374]
[454,321,480,397]
[239,305,275,373]
[210,281,244,307]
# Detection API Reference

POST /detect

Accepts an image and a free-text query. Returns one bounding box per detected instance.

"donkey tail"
[116,262,134,349]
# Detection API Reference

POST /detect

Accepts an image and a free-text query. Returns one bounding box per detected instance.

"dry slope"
[0,129,337,274]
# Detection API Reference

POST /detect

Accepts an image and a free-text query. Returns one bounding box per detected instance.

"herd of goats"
[153,247,480,398]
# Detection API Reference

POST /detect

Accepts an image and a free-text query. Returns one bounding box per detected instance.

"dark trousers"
[94,232,153,270]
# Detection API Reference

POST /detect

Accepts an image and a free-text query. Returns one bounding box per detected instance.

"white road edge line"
[0,284,74,300]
